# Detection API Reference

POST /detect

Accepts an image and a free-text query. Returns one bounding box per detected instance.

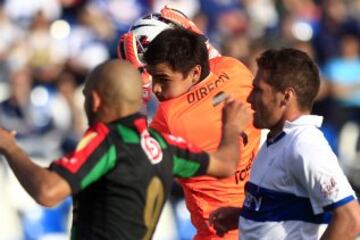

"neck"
[268,123,284,140]
[97,106,138,124]
[195,72,210,85]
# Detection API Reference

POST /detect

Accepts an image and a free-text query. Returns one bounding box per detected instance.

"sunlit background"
[0,0,360,239]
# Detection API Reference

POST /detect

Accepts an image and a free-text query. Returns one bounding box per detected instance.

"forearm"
[321,220,356,240]
[3,145,68,207]
[207,99,249,177]
[211,125,240,176]
[217,124,240,162]
[321,201,360,240]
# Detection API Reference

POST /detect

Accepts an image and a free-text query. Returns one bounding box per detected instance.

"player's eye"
[153,76,169,82]
[160,78,170,82]
[138,66,146,74]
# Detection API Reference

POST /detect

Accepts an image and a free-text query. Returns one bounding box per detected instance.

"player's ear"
[281,87,295,106]
[191,64,202,84]
[91,90,102,112]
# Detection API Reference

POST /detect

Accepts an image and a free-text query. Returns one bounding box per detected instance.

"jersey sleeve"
[150,104,170,133]
[158,132,210,178]
[49,123,117,194]
[290,129,356,214]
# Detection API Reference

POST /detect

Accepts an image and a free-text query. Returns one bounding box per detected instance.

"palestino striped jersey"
[239,115,357,240]
[150,56,261,239]
[49,113,210,240]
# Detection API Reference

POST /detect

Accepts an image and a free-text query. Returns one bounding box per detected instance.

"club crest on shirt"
[320,177,339,199]
[141,130,163,164]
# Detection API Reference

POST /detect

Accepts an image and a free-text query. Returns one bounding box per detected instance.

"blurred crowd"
[0,0,359,239]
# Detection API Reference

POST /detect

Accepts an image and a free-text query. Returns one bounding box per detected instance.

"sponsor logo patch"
[320,177,339,199]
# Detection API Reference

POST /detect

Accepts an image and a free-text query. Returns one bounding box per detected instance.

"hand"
[117,33,152,104]
[160,6,221,59]
[222,98,251,135]
[209,207,241,237]
[160,6,203,35]
[0,128,17,154]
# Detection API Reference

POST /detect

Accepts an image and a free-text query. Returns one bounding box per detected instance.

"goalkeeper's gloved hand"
[117,32,152,104]
[160,6,221,59]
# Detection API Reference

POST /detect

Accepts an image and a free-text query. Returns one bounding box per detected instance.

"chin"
[253,119,264,129]
[253,123,262,129]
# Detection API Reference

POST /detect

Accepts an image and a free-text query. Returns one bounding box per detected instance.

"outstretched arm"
[207,98,251,177]
[0,128,71,207]
[321,200,360,240]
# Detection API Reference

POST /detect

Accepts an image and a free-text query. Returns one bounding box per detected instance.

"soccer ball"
[119,13,176,65]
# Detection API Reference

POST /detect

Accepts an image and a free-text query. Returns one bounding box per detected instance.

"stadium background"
[0,0,359,239]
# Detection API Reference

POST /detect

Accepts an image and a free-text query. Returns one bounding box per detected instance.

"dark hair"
[143,28,210,80]
[257,48,320,111]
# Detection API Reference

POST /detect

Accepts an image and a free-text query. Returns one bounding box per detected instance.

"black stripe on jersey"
[49,164,82,193]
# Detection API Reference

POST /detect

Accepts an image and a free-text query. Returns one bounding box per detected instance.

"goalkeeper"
[117,6,220,107]
[118,8,261,239]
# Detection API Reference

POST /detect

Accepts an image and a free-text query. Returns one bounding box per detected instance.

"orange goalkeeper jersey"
[150,56,261,240]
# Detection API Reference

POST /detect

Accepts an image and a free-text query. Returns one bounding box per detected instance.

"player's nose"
[152,82,162,94]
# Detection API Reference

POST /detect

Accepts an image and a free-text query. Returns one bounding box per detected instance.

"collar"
[110,112,146,127]
[266,115,323,146]
[282,115,323,134]
[266,131,286,146]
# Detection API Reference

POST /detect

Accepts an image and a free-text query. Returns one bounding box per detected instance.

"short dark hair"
[143,28,210,80]
[257,48,320,111]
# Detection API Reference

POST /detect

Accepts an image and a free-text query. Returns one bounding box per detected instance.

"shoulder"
[288,126,334,163]
[210,56,253,83]
[88,122,110,135]
[293,126,327,148]
[210,56,250,70]
[74,122,111,150]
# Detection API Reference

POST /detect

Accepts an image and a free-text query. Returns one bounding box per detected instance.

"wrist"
[223,124,243,136]
[3,143,20,159]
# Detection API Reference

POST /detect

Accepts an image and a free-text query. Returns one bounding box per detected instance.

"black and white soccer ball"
[126,13,176,64]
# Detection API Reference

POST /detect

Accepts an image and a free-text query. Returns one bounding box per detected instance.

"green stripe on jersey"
[172,155,201,178]
[81,145,117,189]
[149,130,167,149]
[117,125,140,143]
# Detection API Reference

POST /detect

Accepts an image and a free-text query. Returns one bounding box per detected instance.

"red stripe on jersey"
[133,118,147,133]
[53,122,110,174]
[161,133,203,153]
